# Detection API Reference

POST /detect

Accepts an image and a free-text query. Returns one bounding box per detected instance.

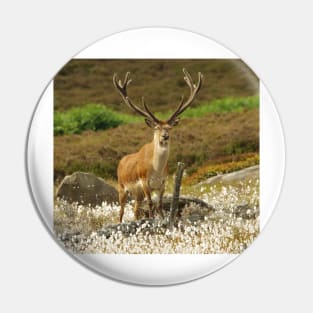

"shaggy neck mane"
[152,131,169,172]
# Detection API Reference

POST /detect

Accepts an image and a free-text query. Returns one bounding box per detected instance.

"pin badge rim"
[25,27,286,286]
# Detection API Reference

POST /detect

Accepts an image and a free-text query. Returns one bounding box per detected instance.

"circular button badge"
[27,27,285,285]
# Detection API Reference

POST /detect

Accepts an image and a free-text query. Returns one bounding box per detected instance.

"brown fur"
[117,137,168,222]
[118,142,154,187]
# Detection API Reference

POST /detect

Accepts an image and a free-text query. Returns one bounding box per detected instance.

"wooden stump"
[170,162,185,225]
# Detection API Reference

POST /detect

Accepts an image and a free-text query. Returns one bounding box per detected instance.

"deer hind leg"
[142,184,153,219]
[118,185,127,223]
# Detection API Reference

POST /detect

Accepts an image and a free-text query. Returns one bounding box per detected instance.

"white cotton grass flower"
[54,177,259,254]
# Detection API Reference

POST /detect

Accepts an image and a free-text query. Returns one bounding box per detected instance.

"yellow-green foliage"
[184,153,259,185]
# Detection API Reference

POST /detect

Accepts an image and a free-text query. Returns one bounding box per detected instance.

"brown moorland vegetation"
[54,59,259,187]
[54,59,258,112]
[54,108,259,184]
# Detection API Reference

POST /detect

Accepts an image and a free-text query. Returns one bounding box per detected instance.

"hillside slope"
[54,108,259,182]
[54,59,258,112]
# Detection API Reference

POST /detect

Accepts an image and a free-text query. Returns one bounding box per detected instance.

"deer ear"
[145,119,156,128]
[169,118,180,127]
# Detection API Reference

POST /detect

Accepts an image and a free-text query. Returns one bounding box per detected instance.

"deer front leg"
[142,184,153,219]
[133,191,144,220]
[118,185,127,223]
[157,184,165,219]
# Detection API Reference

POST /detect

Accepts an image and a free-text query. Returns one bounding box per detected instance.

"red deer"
[113,69,203,222]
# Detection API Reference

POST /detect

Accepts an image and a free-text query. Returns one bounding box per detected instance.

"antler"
[167,68,203,124]
[113,72,160,124]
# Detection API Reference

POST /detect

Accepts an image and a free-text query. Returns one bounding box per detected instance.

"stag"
[113,69,203,222]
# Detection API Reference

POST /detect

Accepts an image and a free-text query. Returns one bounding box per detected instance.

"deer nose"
[163,134,169,140]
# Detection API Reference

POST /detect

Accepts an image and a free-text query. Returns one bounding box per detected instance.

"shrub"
[54,104,140,135]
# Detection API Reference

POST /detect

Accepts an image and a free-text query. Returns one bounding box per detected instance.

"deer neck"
[152,131,169,173]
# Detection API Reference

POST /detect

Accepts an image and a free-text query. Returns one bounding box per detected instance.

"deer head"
[113,68,203,147]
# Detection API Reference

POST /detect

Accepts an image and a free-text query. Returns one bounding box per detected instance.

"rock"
[197,165,259,186]
[133,194,213,220]
[98,218,169,238]
[233,203,259,219]
[56,172,118,206]
[161,194,212,211]
[140,194,212,212]
[95,213,207,239]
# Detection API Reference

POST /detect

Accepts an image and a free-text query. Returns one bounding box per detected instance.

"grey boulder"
[56,172,118,206]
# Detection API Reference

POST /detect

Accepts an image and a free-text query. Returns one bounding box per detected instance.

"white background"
[0,1,312,312]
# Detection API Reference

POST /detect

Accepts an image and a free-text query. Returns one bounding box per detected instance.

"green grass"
[54,96,259,135]
[54,104,141,135]
[178,95,259,117]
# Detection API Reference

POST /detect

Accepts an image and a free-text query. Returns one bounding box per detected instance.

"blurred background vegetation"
[54,59,259,185]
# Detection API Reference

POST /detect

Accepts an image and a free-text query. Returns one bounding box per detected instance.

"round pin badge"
[26,27,285,286]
